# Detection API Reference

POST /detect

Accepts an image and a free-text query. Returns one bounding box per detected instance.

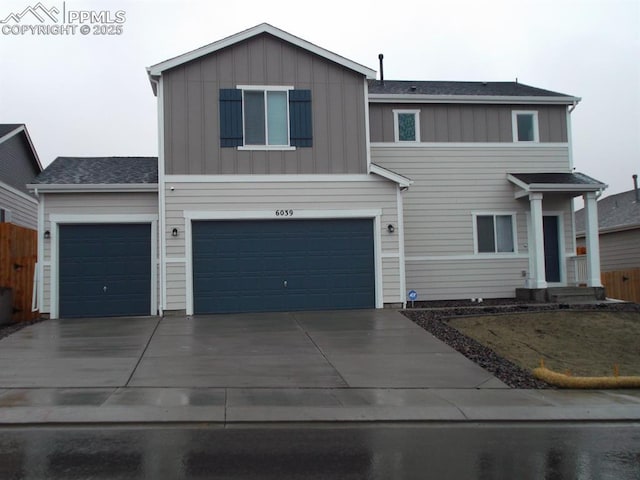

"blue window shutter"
[219,89,243,147]
[289,90,312,147]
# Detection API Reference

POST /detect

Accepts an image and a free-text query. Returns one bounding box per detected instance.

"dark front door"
[192,219,376,314]
[59,224,152,318]
[543,216,561,283]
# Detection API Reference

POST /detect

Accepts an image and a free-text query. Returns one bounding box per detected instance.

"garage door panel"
[192,219,375,314]
[59,224,152,318]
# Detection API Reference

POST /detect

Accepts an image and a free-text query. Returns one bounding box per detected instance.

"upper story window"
[0,208,12,223]
[219,87,312,150]
[512,111,539,142]
[393,109,420,143]
[474,213,516,254]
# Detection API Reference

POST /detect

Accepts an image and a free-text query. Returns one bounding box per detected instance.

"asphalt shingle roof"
[575,189,640,234]
[510,172,605,186]
[368,80,573,98]
[32,157,158,185]
[0,124,23,138]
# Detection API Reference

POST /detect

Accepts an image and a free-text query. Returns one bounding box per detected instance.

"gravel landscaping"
[403,301,640,389]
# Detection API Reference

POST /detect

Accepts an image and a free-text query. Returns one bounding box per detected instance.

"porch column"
[583,191,603,287]
[529,192,547,289]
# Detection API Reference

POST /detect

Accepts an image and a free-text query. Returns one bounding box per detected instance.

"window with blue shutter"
[220,87,312,149]
[219,89,243,147]
[289,89,312,147]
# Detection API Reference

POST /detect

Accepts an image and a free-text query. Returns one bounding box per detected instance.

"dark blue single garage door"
[192,219,375,314]
[59,224,152,318]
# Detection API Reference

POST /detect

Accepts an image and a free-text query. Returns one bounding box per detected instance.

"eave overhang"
[27,183,158,194]
[147,23,376,95]
[370,163,413,188]
[369,94,581,105]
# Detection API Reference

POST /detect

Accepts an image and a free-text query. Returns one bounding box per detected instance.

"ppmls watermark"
[1,2,125,36]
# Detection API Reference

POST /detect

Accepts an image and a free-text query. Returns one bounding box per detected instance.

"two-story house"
[30,24,606,319]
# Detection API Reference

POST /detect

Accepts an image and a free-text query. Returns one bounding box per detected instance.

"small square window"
[393,110,420,142]
[512,111,539,142]
[475,214,515,253]
[243,88,290,147]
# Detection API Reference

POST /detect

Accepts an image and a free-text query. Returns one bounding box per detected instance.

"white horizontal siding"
[406,257,530,300]
[0,184,37,229]
[164,179,401,309]
[374,144,573,299]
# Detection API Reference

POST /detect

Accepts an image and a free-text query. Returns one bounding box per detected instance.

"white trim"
[184,209,382,221]
[147,23,376,79]
[236,84,294,91]
[237,146,296,151]
[157,77,167,316]
[406,254,529,262]
[393,109,421,143]
[370,142,569,149]
[183,208,383,315]
[36,193,44,313]
[0,125,24,145]
[0,180,38,204]
[472,212,519,255]
[396,187,407,308]
[369,94,580,105]
[26,183,158,193]
[165,174,386,183]
[48,214,159,320]
[364,78,372,173]
[369,164,413,188]
[512,110,540,143]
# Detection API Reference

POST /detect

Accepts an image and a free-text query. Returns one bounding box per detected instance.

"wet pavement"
[0,422,639,479]
[0,311,640,423]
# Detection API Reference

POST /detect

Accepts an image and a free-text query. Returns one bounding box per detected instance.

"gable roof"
[0,124,43,172]
[29,156,158,192]
[507,172,606,199]
[147,23,377,94]
[368,80,579,104]
[575,188,640,235]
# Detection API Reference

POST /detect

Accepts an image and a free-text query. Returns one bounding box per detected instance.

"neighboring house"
[0,124,42,229]
[575,180,640,272]
[30,24,606,319]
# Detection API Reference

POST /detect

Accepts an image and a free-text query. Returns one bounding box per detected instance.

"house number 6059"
[275,209,294,217]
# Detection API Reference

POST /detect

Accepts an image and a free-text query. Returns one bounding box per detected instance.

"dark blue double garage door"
[193,219,375,314]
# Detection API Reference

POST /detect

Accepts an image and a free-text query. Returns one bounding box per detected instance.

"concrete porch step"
[546,287,606,304]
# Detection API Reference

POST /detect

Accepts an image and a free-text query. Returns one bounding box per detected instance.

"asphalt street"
[1,422,639,479]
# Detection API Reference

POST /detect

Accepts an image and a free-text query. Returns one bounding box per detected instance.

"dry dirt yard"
[448,310,640,378]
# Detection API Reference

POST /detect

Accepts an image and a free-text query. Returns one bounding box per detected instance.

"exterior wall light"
[387,224,395,233]
[44,230,50,239]
[172,228,178,237]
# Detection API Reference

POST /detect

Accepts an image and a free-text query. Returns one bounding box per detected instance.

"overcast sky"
[1,0,638,198]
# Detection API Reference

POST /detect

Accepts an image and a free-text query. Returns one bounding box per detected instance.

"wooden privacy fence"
[0,223,38,322]
[602,268,640,304]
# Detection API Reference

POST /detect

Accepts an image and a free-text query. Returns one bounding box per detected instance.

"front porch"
[516,286,606,303]
[507,172,607,295]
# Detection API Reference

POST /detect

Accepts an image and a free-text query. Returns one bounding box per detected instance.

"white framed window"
[393,109,420,142]
[473,213,517,254]
[512,110,539,142]
[239,85,293,149]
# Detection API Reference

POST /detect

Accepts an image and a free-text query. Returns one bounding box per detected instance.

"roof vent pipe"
[378,53,384,84]
[633,174,639,202]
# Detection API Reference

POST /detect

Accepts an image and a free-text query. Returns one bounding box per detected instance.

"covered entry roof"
[507,172,607,198]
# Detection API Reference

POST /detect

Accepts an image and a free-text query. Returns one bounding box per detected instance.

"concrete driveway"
[0,310,498,390]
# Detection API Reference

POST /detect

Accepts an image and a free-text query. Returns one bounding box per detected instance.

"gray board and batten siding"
[162,32,368,175]
[368,104,568,143]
